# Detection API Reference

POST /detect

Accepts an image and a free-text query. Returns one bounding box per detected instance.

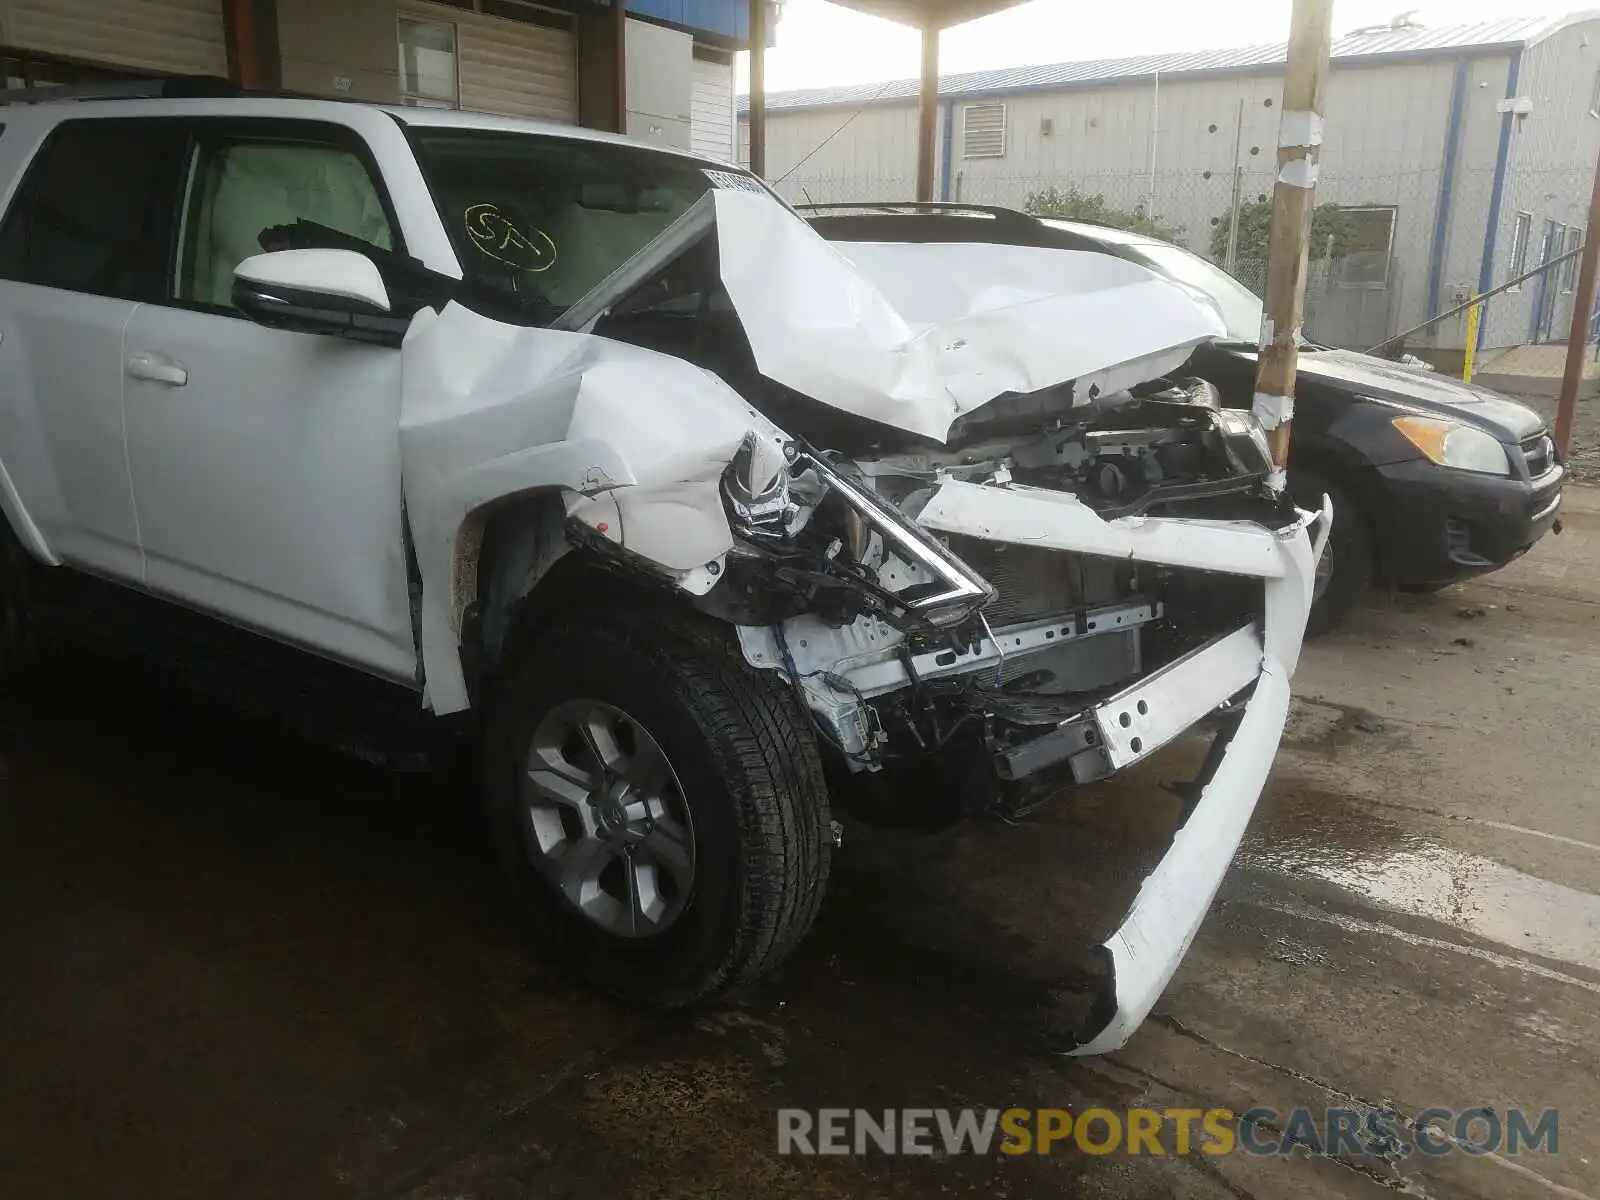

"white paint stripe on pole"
[1278,156,1319,188]
[1252,391,1295,429]
[1277,109,1324,147]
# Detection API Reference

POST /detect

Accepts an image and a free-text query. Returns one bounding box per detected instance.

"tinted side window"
[176,128,397,310]
[0,120,184,301]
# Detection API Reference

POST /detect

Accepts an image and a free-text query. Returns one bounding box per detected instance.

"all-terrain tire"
[484,604,832,1007]
[1291,467,1372,638]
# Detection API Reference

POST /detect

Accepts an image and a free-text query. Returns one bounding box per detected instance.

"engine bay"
[708,376,1294,814]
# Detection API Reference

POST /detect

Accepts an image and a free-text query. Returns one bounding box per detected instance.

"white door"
[121,118,418,683]
[690,53,735,163]
[0,119,187,580]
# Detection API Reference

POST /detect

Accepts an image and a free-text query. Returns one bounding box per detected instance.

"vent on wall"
[962,102,1007,158]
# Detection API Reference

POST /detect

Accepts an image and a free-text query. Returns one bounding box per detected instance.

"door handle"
[126,350,188,387]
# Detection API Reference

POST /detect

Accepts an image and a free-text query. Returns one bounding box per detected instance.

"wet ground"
[3,491,1599,1200]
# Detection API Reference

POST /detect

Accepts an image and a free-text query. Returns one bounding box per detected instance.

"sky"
[735,0,1561,93]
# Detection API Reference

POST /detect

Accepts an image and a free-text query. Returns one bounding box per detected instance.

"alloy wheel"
[521,698,696,938]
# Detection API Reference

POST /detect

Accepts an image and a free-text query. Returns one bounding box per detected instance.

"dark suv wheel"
[484,605,832,1007]
[1291,467,1372,637]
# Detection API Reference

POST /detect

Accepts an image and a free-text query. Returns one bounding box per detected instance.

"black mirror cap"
[231,278,409,346]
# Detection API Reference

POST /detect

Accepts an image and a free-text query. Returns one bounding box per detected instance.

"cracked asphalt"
[1,489,1597,1200]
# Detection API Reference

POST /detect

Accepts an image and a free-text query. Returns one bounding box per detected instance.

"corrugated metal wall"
[690,54,734,162]
[740,102,921,202]
[1481,19,1600,349]
[404,1,576,123]
[1,0,226,77]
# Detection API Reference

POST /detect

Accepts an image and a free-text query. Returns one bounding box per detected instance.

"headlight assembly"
[1392,416,1511,476]
[1214,407,1274,476]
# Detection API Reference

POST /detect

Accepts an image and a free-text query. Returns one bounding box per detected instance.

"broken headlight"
[803,451,994,627]
[723,438,995,630]
[1215,407,1275,477]
[724,432,800,538]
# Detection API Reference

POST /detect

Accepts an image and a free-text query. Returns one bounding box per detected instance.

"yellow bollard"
[1462,297,1481,383]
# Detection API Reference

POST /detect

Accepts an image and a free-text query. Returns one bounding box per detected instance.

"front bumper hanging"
[915,481,1330,1054]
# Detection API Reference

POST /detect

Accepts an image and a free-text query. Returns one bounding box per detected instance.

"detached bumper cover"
[916,481,1328,1054]
[1070,640,1290,1055]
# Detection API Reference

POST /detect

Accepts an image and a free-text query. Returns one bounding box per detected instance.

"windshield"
[409,129,728,323]
[1123,242,1264,342]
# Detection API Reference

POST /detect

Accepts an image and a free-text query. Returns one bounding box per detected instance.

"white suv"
[0,87,1326,1053]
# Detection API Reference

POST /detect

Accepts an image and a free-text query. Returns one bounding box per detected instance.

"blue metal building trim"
[939,100,954,200]
[1426,56,1471,319]
[1476,49,1523,350]
[625,0,761,45]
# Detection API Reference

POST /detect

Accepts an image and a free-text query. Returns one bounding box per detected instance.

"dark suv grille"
[1522,434,1555,479]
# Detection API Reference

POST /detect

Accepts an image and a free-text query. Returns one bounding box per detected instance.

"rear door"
[120,117,418,683]
[0,118,186,578]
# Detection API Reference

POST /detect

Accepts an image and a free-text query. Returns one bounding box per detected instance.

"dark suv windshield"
[409,129,725,321]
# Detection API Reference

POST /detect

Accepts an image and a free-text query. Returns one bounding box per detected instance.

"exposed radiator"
[944,537,1132,627]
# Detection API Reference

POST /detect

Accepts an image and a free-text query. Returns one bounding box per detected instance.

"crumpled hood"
[709,192,1228,443]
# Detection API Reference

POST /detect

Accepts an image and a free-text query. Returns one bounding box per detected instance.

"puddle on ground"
[1242,833,1600,974]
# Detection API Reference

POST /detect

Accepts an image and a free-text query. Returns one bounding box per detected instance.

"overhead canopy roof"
[826,0,1034,31]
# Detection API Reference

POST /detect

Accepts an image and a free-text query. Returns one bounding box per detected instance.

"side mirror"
[232,249,404,342]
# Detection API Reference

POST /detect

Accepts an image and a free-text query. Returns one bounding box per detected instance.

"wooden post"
[916,21,939,202]
[612,0,628,134]
[222,0,262,89]
[1555,145,1600,455]
[747,0,767,178]
[1251,0,1334,489]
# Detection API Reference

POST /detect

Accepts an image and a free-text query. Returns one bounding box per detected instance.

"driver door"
[121,118,418,683]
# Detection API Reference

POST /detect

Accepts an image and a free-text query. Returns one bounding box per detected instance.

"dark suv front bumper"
[1370,455,1563,588]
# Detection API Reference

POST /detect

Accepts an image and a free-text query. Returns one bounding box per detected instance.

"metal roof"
[740,13,1593,115]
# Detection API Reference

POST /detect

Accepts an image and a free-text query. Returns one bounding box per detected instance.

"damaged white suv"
[0,91,1328,1053]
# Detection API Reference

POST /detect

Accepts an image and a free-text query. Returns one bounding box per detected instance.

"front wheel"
[1291,468,1372,638]
[484,606,832,1007]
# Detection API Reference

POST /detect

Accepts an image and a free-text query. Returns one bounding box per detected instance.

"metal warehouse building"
[0,0,759,163]
[740,13,1600,356]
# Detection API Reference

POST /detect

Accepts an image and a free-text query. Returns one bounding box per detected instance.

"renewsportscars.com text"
[776,1106,1559,1158]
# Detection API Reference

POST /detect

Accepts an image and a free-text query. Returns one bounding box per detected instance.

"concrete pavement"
[1,491,1597,1199]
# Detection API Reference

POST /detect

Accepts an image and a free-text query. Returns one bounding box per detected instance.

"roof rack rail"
[795,200,1048,233]
[0,75,238,106]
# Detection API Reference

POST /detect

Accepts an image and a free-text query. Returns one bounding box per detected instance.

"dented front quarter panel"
[399,302,788,713]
